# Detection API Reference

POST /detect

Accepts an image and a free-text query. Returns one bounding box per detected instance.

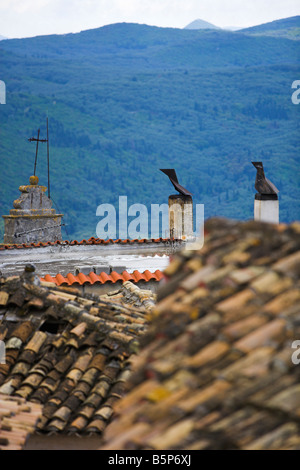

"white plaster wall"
[254,199,279,224]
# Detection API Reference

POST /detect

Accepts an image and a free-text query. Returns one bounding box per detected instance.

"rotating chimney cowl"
[252,162,279,224]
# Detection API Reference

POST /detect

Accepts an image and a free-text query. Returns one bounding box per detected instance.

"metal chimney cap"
[160,169,192,197]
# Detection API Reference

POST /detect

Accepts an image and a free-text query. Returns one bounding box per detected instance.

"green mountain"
[240,15,300,40]
[184,19,220,30]
[0,21,299,240]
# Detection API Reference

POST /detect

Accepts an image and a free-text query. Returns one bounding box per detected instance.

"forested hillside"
[0,18,299,240]
[240,15,300,39]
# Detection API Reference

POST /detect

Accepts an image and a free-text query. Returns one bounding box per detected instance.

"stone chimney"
[160,169,194,240]
[252,162,279,225]
[168,194,193,239]
[2,176,63,244]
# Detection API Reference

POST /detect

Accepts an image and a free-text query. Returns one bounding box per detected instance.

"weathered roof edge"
[0,237,183,251]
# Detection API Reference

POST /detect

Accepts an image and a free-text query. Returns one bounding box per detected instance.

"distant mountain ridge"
[184,19,219,30]
[240,15,300,39]
[2,22,298,68]
[0,19,299,240]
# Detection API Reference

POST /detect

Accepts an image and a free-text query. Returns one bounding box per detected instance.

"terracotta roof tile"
[65,273,79,285]
[99,272,113,284]
[40,270,163,286]
[121,271,134,282]
[99,218,300,451]
[131,270,144,283]
[0,395,42,450]
[76,273,89,285]
[143,270,157,282]
[110,271,123,282]
[43,274,56,283]
[55,273,67,286]
[0,269,154,437]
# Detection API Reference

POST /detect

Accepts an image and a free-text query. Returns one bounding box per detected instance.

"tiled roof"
[41,270,163,286]
[0,395,42,450]
[100,218,300,451]
[0,268,150,436]
[0,237,177,251]
[100,281,157,311]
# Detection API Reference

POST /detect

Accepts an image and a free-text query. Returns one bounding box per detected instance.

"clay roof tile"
[110,271,123,282]
[99,272,112,284]
[54,273,67,286]
[66,273,79,285]
[98,218,300,451]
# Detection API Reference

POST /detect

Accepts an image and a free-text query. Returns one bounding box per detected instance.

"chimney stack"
[168,194,193,239]
[252,162,279,224]
[160,169,194,239]
[2,176,63,244]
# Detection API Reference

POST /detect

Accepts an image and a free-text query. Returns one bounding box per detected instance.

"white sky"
[0,0,299,38]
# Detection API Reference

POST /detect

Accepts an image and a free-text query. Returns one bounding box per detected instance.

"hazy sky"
[0,0,299,38]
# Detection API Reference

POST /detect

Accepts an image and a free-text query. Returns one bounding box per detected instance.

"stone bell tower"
[2,175,63,244]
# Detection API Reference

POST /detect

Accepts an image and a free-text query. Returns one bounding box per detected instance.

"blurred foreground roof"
[100,218,300,450]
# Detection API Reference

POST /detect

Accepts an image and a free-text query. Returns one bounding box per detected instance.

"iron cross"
[28,128,48,176]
